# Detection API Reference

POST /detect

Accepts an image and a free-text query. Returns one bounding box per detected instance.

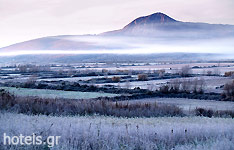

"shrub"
[0,89,15,109]
[137,74,148,81]
[180,65,192,77]
[222,80,234,101]
[224,71,234,77]
[112,76,121,82]
[207,70,213,76]
[0,93,184,117]
[159,85,170,93]
[195,108,234,118]
[195,108,214,118]
[158,69,165,78]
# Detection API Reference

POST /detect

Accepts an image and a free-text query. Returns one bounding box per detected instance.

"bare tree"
[197,78,206,93]
[18,65,27,72]
[180,65,192,77]
[158,69,166,78]
[180,79,191,92]
[25,75,37,86]
[191,78,206,93]
[169,78,180,93]
[192,78,199,93]
[213,68,220,76]
[147,84,155,91]
[125,81,131,89]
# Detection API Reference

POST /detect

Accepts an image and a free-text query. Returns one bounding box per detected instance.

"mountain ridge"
[1,12,234,51]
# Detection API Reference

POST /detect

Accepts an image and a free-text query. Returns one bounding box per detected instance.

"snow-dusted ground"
[37,75,130,82]
[0,87,119,99]
[96,76,232,93]
[122,98,234,111]
[0,112,233,150]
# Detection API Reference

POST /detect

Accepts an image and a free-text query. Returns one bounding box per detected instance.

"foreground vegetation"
[0,89,183,117]
[1,89,233,118]
[0,112,234,150]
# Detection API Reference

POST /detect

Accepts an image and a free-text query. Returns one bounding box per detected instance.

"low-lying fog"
[0,34,234,59]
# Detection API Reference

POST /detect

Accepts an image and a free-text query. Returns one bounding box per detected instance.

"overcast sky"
[0,0,234,48]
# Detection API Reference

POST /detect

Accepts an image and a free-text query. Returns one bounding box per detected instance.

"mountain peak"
[124,12,177,29]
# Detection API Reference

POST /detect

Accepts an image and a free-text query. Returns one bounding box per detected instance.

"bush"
[159,85,170,93]
[137,74,148,81]
[222,80,234,101]
[224,71,234,77]
[207,70,213,76]
[180,65,192,77]
[0,89,15,109]
[195,108,234,118]
[0,93,184,117]
[111,76,121,82]
[158,69,165,78]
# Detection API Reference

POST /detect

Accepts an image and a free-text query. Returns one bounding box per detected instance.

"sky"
[0,0,234,48]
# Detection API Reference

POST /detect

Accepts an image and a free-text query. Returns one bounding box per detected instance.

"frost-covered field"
[95,76,231,93]
[123,98,234,111]
[0,87,119,99]
[81,63,234,72]
[0,112,233,150]
[37,75,130,82]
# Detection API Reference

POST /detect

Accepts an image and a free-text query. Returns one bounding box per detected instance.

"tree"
[158,69,165,78]
[180,79,191,92]
[191,78,205,93]
[169,78,180,93]
[180,65,192,77]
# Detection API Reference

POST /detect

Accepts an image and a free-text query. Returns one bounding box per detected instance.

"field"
[123,98,234,111]
[0,61,234,150]
[95,76,232,93]
[0,87,119,99]
[0,112,234,150]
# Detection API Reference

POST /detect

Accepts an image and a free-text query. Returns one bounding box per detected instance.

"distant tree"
[180,79,192,92]
[197,78,206,93]
[18,65,27,72]
[169,79,180,93]
[158,69,166,78]
[191,78,205,93]
[213,68,220,76]
[180,65,192,77]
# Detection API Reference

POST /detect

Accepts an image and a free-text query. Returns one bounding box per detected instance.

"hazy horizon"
[1,0,234,48]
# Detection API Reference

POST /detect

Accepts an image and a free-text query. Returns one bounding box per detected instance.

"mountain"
[0,35,123,51]
[0,12,234,62]
[102,12,234,37]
